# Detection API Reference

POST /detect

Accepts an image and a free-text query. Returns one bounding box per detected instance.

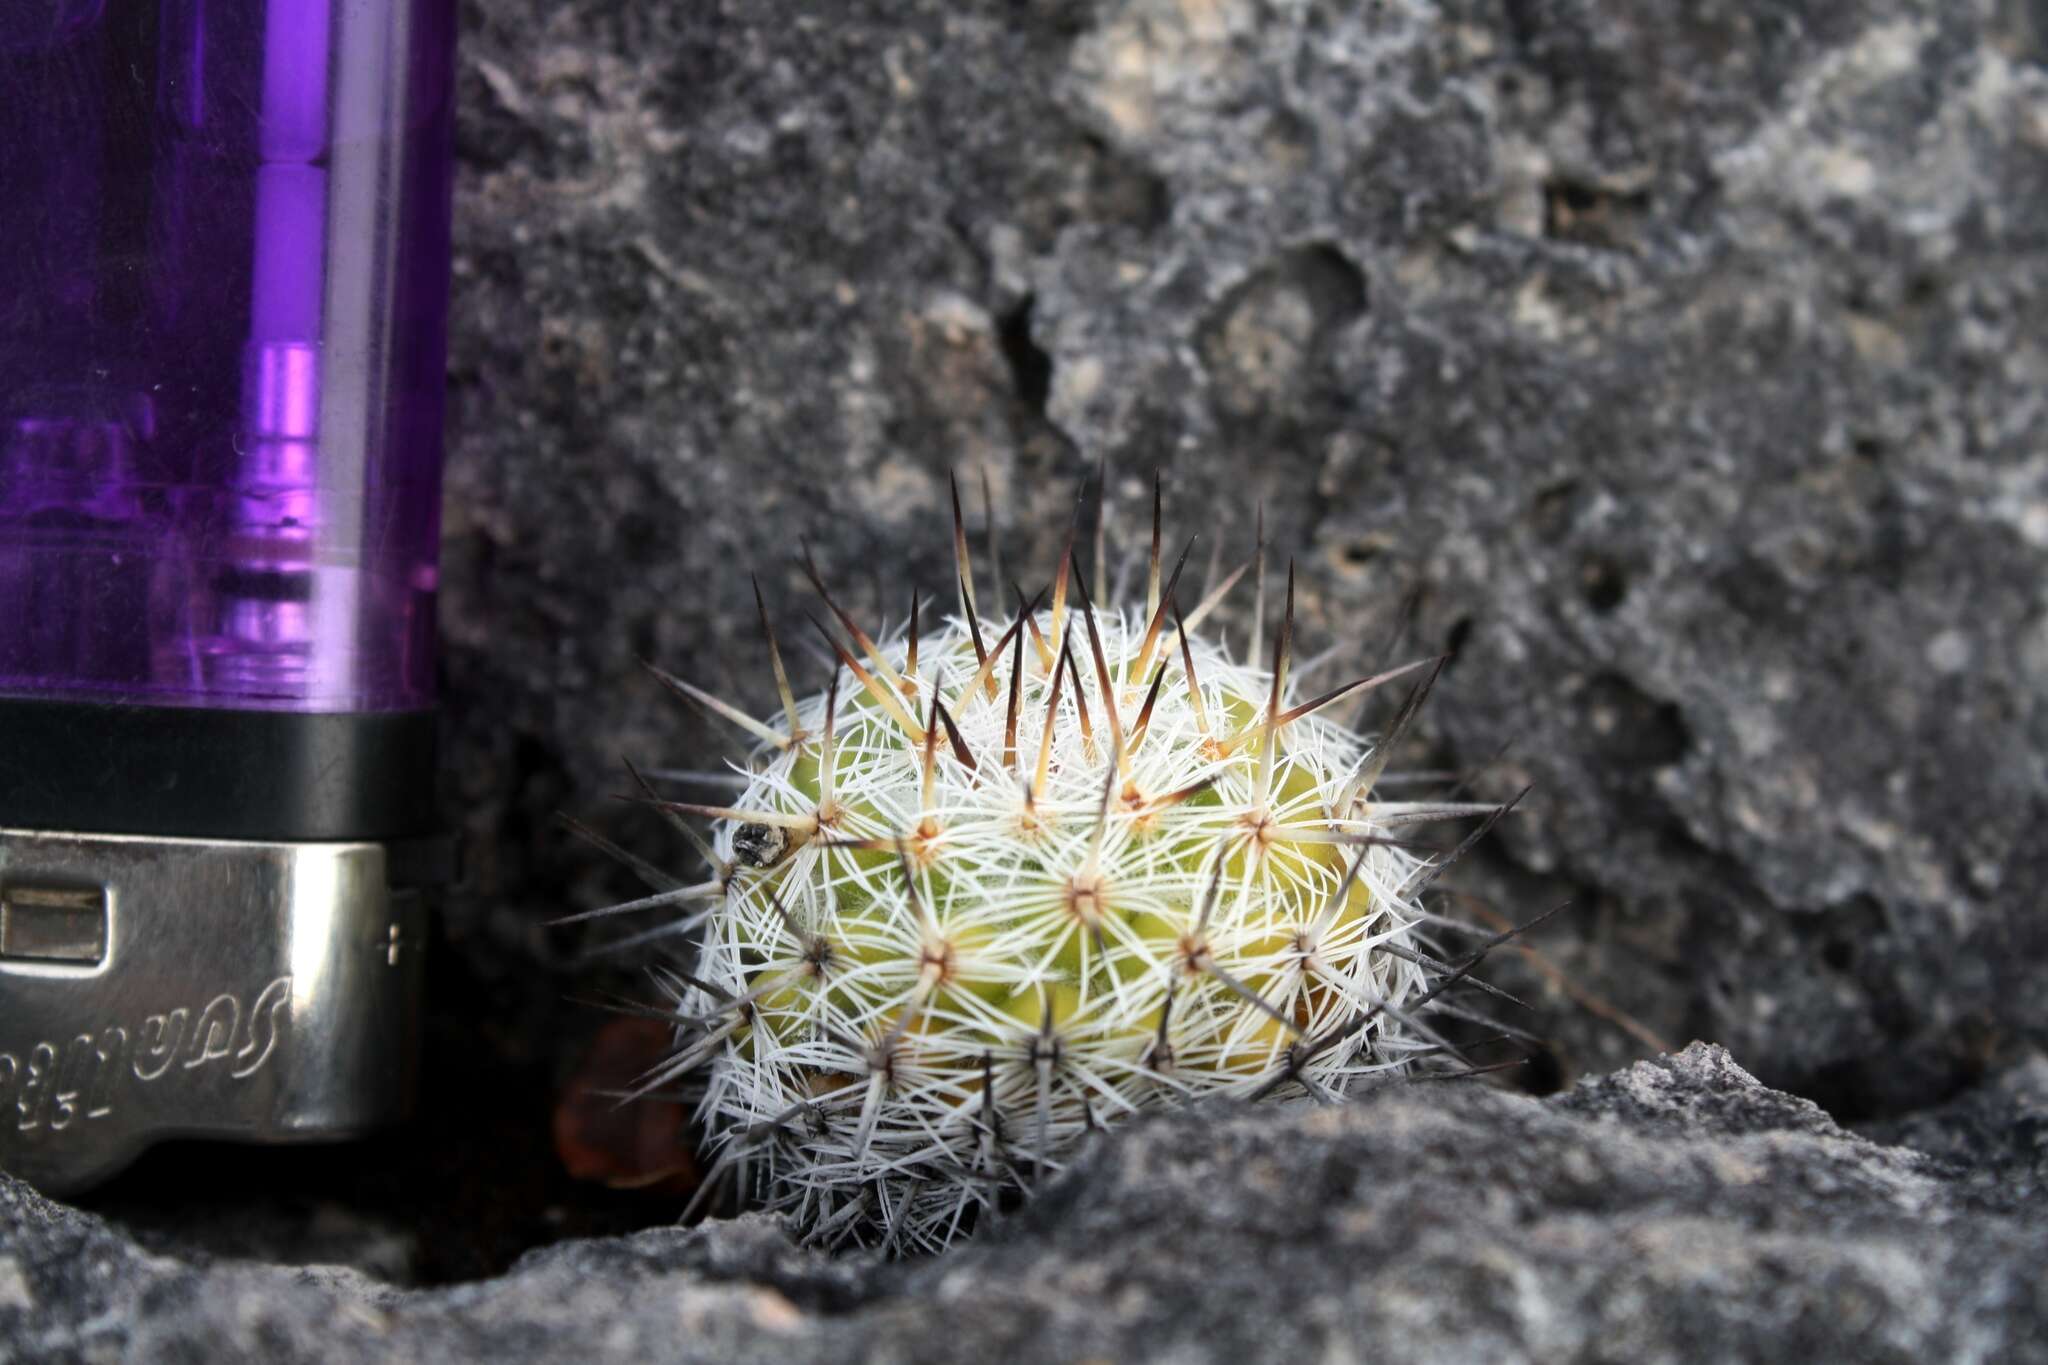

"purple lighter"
[0,0,457,1194]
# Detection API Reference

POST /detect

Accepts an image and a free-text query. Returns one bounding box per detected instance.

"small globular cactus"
[572,474,1531,1253]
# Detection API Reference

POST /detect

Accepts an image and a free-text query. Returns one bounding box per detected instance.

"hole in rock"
[1542,179,1650,251]
[997,296,1053,414]
[1581,555,1627,613]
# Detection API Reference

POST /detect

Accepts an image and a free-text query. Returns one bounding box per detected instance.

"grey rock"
[8,1045,2047,1362]
[434,0,2048,1152]
[1861,1049,2048,1207]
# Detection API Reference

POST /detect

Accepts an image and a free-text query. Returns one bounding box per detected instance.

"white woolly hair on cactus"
[563,471,1543,1254]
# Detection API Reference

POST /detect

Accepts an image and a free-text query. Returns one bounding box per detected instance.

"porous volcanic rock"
[8,1046,2047,1363]
[436,0,2048,1155]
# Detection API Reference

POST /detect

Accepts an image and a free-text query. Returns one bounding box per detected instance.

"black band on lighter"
[0,699,440,843]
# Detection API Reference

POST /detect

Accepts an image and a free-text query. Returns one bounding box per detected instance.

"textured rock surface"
[9,1046,2048,1362]
[432,0,2048,1145]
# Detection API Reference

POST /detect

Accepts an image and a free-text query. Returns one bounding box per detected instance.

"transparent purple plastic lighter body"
[1,0,456,712]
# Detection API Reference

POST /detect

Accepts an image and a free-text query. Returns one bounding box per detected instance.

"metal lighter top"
[0,0,457,1194]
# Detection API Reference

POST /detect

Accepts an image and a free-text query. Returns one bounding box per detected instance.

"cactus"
[574,475,1533,1253]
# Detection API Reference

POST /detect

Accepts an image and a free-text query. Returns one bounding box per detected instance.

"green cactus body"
[648,553,1460,1251]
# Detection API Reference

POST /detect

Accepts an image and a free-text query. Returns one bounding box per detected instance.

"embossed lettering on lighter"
[0,0,457,1195]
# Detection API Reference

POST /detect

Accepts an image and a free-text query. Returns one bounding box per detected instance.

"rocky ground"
[8,1046,2048,1361]
[9,0,2048,1356]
